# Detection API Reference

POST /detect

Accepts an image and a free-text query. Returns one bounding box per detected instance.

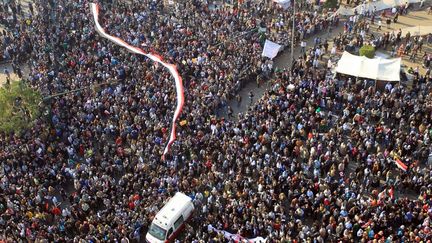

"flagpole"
[291,0,295,63]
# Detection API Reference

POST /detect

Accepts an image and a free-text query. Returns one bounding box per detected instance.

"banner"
[262,40,282,59]
[207,225,267,243]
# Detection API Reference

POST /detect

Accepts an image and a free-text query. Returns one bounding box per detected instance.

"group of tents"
[334,0,424,16]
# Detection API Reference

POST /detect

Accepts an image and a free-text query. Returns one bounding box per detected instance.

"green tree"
[323,0,339,9]
[0,81,41,133]
[359,45,375,59]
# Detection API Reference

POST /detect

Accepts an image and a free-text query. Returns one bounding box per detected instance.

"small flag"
[389,187,394,200]
[395,159,408,172]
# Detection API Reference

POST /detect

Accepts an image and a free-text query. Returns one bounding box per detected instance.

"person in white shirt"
[360,29,366,39]
[385,82,392,92]
[315,47,321,60]
[313,58,319,68]
[300,41,307,54]
[327,59,333,70]
[331,45,337,56]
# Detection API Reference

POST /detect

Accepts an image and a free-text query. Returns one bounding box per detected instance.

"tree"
[323,0,339,9]
[359,45,375,59]
[0,81,41,133]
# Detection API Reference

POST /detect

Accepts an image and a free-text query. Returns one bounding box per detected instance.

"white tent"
[335,51,401,81]
[357,0,422,13]
[262,40,282,59]
[333,0,422,17]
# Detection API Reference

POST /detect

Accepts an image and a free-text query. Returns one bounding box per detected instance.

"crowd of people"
[0,0,432,242]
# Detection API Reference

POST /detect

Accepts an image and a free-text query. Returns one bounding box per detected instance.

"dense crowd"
[0,0,432,242]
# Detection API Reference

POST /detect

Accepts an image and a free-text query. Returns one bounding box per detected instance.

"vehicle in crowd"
[146,192,194,243]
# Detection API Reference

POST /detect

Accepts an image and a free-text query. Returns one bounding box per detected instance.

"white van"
[146,192,194,243]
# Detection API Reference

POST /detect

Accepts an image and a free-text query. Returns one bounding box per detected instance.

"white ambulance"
[146,192,194,243]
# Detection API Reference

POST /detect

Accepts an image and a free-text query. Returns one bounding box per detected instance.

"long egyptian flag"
[90,3,184,160]
[207,225,266,243]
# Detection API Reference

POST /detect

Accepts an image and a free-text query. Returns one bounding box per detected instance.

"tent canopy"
[332,0,421,17]
[335,51,401,81]
[355,0,422,13]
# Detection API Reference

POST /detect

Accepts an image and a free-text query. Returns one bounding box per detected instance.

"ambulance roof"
[153,192,192,229]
